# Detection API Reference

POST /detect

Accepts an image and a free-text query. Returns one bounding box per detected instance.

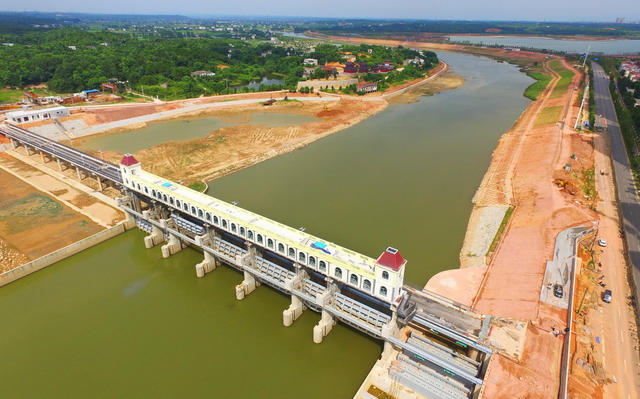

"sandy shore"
[60,63,462,186]
[0,155,107,273]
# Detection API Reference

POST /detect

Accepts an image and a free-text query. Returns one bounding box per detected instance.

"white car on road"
[598,239,607,247]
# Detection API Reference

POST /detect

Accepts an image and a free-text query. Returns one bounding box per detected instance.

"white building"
[303,58,318,66]
[6,106,70,124]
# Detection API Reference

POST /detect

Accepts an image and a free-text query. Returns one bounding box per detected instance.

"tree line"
[0,27,438,100]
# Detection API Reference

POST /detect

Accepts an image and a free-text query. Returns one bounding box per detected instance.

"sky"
[0,0,639,22]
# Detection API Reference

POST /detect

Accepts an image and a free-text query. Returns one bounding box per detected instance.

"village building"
[191,70,216,77]
[23,91,39,104]
[83,89,101,98]
[621,61,640,82]
[303,66,316,77]
[101,82,119,92]
[342,54,357,62]
[403,57,424,66]
[6,106,70,124]
[380,60,395,72]
[356,81,378,93]
[297,78,358,91]
[344,62,358,74]
[38,96,63,104]
[303,58,318,66]
[324,62,345,74]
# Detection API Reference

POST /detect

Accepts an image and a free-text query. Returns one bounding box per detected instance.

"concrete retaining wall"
[297,79,358,91]
[0,222,126,287]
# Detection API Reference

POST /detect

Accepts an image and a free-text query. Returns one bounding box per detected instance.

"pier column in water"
[313,309,335,344]
[124,211,136,230]
[143,210,164,248]
[313,281,337,343]
[235,271,256,300]
[283,265,306,326]
[236,244,258,299]
[161,222,183,258]
[194,233,216,278]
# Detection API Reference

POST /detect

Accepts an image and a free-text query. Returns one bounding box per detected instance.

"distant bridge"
[0,123,121,189]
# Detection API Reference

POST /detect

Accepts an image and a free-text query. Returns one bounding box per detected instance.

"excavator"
[553,179,576,195]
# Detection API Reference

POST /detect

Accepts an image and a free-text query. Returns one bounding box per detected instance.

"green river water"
[0,52,533,398]
[80,112,320,153]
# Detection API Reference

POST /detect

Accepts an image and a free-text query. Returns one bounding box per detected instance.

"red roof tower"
[120,153,139,166]
[376,247,406,271]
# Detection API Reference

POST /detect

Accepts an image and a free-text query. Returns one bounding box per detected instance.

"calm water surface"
[208,52,533,284]
[80,112,319,153]
[448,35,640,55]
[0,231,381,398]
[0,51,532,398]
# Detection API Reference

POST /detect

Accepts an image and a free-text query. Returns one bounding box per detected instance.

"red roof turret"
[376,247,406,271]
[120,153,139,166]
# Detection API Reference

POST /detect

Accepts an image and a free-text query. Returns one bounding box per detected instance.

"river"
[0,52,533,398]
[207,51,533,284]
[448,35,640,55]
[79,113,319,153]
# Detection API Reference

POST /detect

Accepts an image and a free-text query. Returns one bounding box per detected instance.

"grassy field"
[549,60,575,99]
[487,207,514,255]
[0,89,23,104]
[535,105,563,126]
[188,182,207,192]
[524,71,553,100]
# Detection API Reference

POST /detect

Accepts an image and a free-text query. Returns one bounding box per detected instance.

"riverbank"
[328,35,610,398]
[0,154,106,273]
[80,98,388,185]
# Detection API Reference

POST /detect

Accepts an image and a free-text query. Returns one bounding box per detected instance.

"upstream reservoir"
[448,35,640,55]
[0,52,533,398]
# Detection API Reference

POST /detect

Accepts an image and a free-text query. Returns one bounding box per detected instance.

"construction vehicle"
[553,179,576,195]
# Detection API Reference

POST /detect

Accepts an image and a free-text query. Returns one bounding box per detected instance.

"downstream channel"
[0,52,533,398]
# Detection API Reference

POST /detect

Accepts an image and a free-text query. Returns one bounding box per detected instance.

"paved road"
[592,62,640,309]
[540,227,592,310]
[555,226,594,399]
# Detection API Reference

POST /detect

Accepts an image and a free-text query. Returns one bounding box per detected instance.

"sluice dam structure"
[2,123,495,399]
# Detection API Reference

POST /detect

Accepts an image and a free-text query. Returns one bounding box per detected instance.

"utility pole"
[582,45,591,69]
